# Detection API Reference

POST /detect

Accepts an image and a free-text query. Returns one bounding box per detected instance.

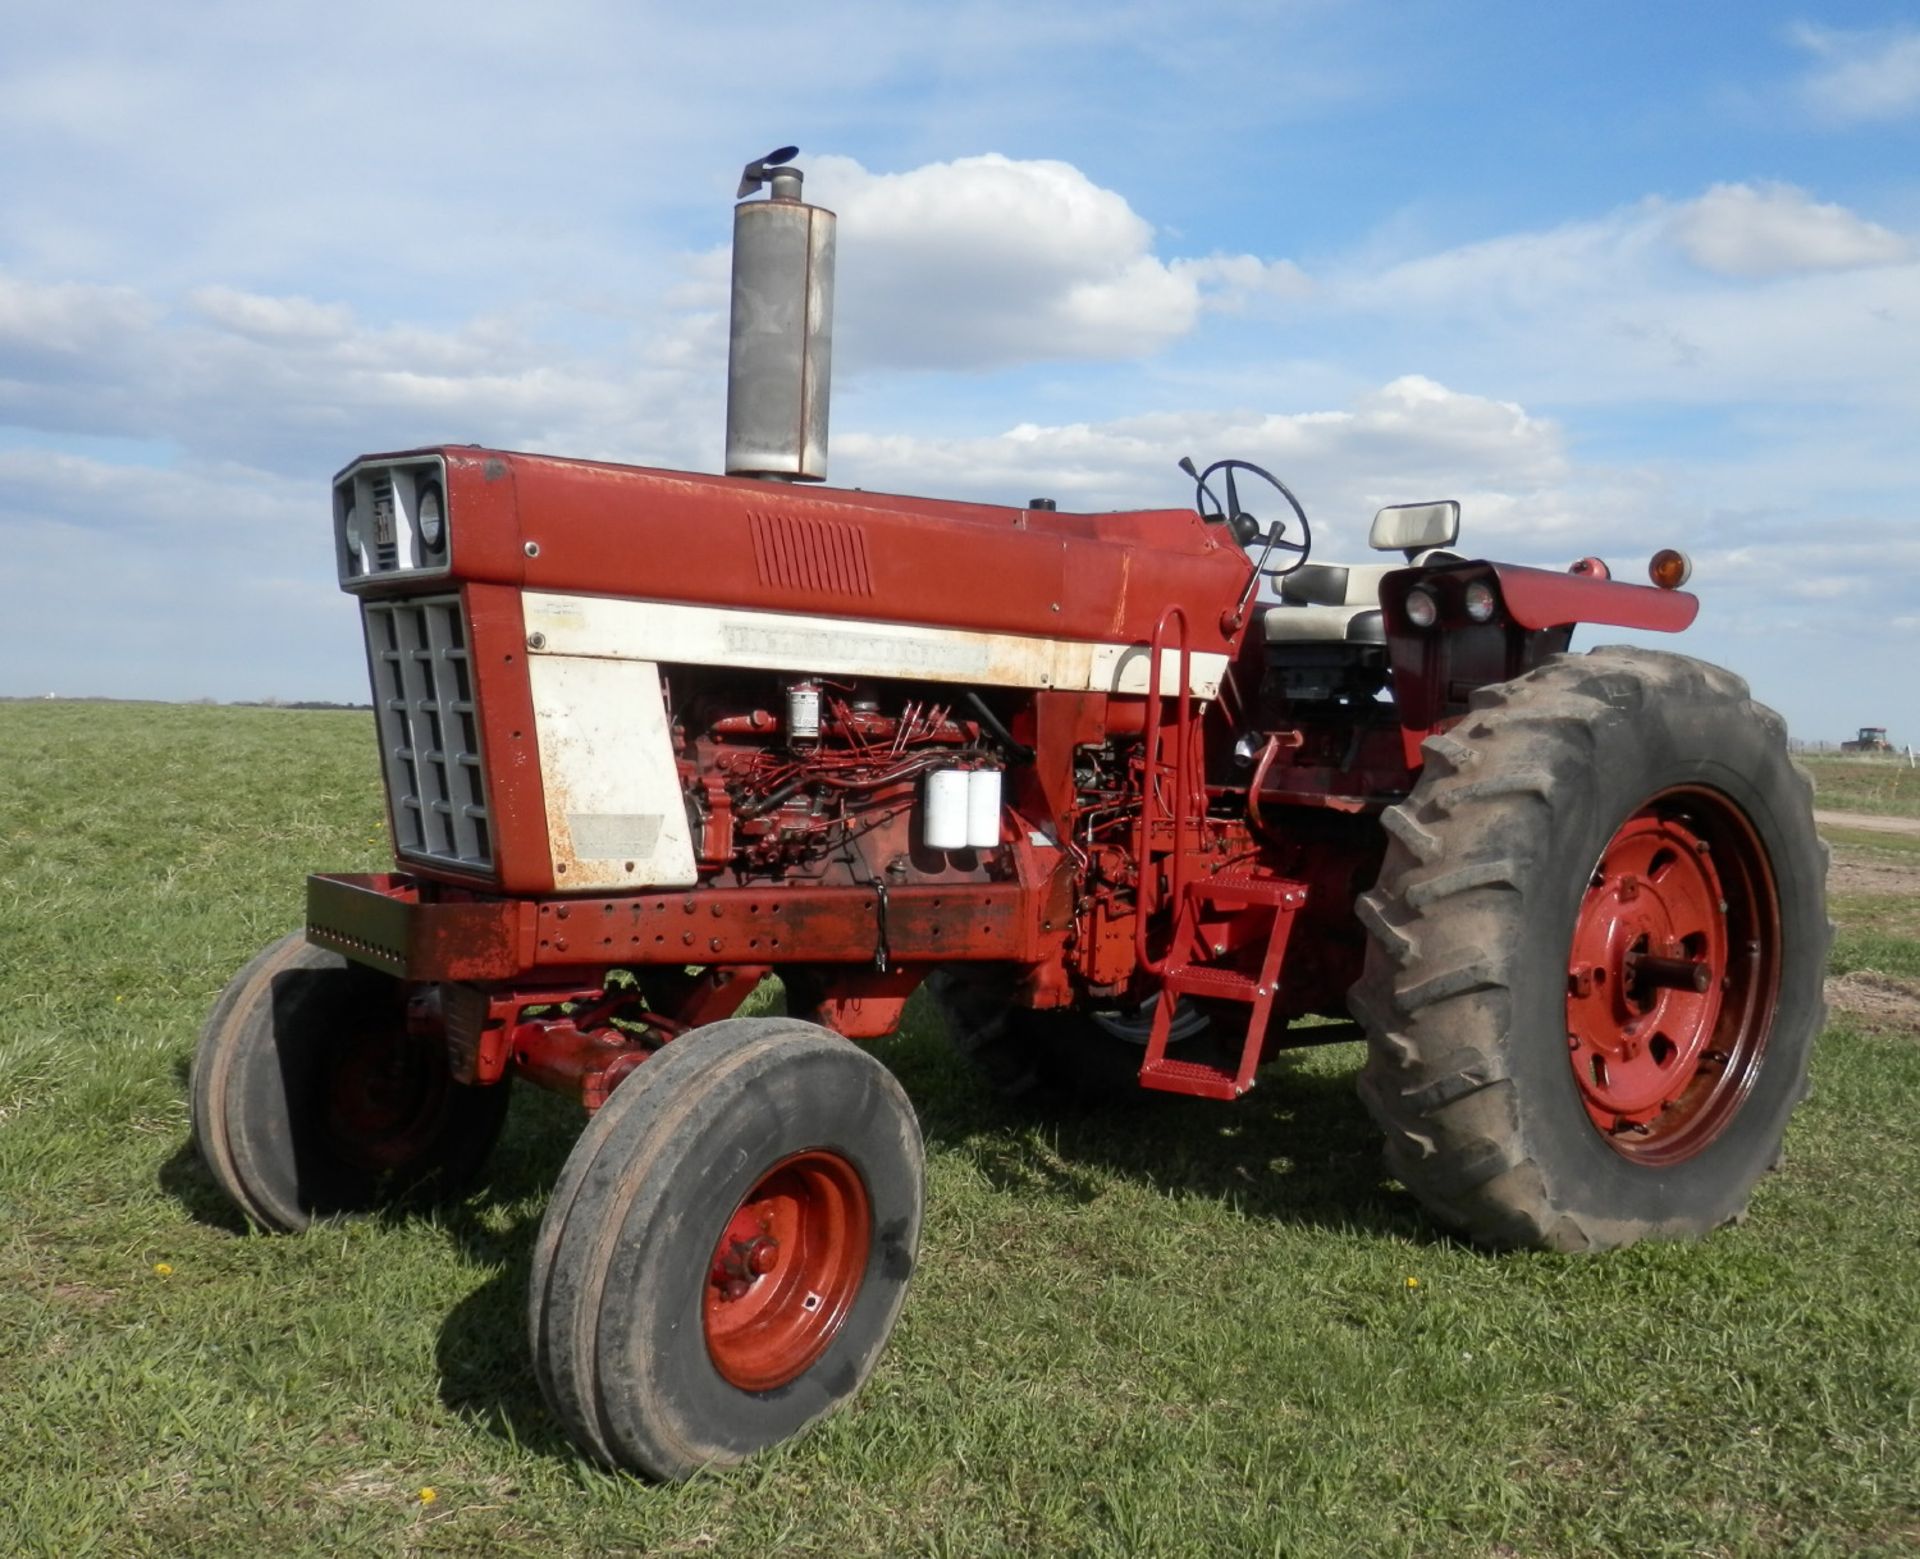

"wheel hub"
[704,1150,871,1393]
[323,1027,450,1172]
[1565,792,1778,1163]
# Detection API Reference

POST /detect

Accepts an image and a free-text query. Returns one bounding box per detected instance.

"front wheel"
[190,932,510,1232]
[528,1017,924,1479]
[1350,647,1829,1251]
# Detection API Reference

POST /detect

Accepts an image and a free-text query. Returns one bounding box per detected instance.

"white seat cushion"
[1277,562,1400,608]
[1262,560,1394,644]
[1261,603,1386,643]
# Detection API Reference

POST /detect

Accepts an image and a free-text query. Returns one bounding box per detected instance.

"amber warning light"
[1649,548,1693,590]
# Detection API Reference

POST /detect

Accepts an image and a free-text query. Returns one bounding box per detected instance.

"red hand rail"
[1134,605,1194,976]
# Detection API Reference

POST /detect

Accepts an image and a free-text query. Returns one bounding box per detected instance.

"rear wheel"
[528,1017,923,1479]
[191,932,510,1232]
[1351,647,1829,1251]
[925,966,1216,1103]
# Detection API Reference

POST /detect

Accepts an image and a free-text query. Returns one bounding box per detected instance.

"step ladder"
[1138,875,1306,1100]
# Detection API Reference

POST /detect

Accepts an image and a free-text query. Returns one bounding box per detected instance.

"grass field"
[1798,754,1920,819]
[3,701,1918,1557]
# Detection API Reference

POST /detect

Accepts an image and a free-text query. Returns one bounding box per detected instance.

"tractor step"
[1164,965,1261,1002]
[1134,1054,1243,1101]
[1137,874,1306,1101]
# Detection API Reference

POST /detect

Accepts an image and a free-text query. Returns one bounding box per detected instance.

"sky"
[2,1,1917,743]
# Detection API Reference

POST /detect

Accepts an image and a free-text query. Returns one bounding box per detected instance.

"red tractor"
[192,153,1827,1480]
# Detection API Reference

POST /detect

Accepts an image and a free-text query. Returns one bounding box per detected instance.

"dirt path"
[1825,970,1920,1035]
[1822,818,1920,1032]
[1815,810,1920,837]
[1829,851,1920,897]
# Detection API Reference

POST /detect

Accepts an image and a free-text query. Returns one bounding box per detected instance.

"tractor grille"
[363,596,493,873]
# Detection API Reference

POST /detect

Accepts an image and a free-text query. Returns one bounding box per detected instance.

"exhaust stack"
[725,147,835,482]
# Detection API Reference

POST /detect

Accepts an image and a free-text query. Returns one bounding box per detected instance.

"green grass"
[1801,754,1920,819]
[1829,905,1920,981]
[4,701,1919,1557]
[1820,826,1920,858]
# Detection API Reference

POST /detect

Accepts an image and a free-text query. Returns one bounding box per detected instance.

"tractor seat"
[1261,562,1398,645]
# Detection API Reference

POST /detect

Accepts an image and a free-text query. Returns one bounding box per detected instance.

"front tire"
[528,1017,924,1479]
[190,932,510,1232]
[1351,648,1829,1251]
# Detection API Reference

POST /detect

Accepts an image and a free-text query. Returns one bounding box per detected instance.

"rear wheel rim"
[704,1150,871,1393]
[1565,787,1780,1165]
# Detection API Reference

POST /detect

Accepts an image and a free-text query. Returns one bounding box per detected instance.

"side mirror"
[1369,500,1460,553]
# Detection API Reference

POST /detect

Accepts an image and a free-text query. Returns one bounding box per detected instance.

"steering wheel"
[1179,456,1313,577]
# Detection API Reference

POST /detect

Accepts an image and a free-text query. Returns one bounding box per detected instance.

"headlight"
[417,483,445,551]
[1463,580,1497,622]
[334,457,451,586]
[1404,587,1438,628]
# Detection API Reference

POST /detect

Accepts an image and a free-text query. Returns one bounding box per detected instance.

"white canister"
[786,680,821,742]
[923,769,970,850]
[966,769,1002,849]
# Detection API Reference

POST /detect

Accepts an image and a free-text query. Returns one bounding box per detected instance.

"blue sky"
[3,2,1917,743]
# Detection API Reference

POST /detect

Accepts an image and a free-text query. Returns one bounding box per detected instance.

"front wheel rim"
[322,1026,452,1172]
[1564,787,1781,1165]
[704,1150,872,1393]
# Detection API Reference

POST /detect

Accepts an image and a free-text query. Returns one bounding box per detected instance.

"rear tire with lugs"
[1351,647,1829,1251]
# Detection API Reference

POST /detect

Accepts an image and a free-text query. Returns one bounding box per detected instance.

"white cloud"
[0,268,723,477]
[1340,208,1666,315]
[0,450,353,701]
[1334,184,1911,316]
[815,154,1303,370]
[1792,23,1920,124]
[836,375,1575,542]
[0,148,1315,479]
[188,287,356,343]
[1305,186,1920,414]
[1669,182,1908,278]
[0,273,157,354]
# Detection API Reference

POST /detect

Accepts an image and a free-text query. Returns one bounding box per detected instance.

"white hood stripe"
[521,592,1228,699]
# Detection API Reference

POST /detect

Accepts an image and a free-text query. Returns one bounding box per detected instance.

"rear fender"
[1379,560,1699,768]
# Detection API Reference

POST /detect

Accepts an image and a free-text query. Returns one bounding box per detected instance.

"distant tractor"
[1842,727,1892,753]
[192,151,1829,1480]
